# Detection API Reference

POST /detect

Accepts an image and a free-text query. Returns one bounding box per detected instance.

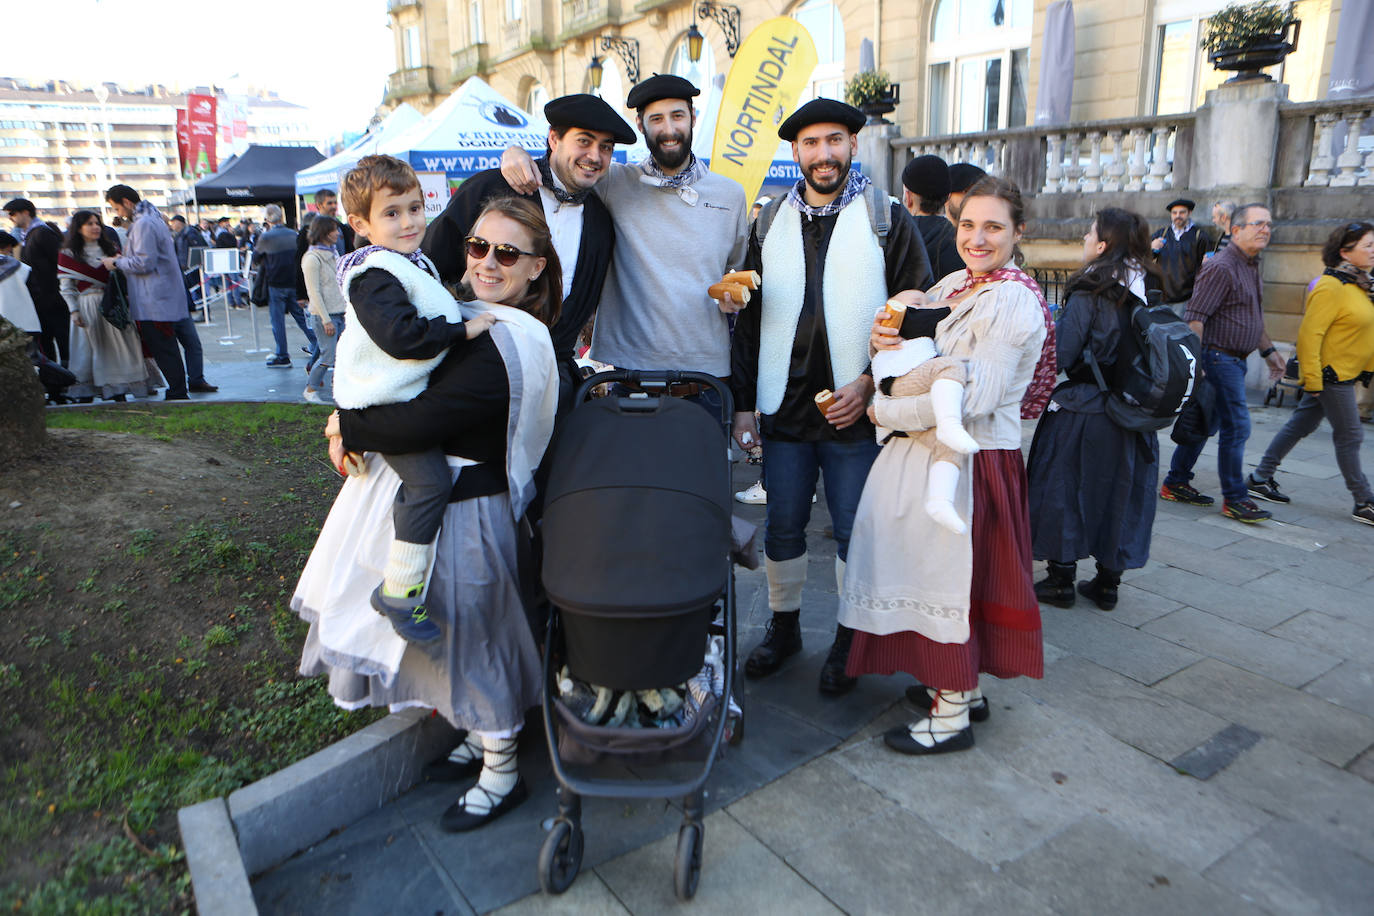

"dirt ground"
[0,412,369,909]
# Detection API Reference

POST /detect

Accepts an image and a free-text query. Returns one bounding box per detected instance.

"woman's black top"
[1052,285,1131,414]
[337,333,511,501]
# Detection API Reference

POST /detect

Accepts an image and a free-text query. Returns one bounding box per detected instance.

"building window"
[926,0,1031,134]
[1148,0,1326,113]
[403,25,422,69]
[668,31,715,95]
[506,0,521,21]
[791,0,844,102]
[470,0,485,43]
[525,84,549,115]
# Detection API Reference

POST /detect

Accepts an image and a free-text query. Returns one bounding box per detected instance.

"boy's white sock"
[383,540,431,596]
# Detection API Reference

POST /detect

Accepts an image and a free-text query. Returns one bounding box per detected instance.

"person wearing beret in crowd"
[424,93,629,413]
[502,74,749,414]
[731,98,932,696]
[945,163,987,225]
[902,154,964,283]
[1150,198,1212,314]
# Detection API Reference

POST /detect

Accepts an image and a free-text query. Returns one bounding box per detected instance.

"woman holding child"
[841,177,1048,755]
[294,155,560,832]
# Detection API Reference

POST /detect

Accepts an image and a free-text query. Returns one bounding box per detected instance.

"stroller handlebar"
[573,369,736,436]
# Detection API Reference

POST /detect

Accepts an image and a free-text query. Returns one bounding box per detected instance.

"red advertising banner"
[175,108,192,180]
[186,93,218,179]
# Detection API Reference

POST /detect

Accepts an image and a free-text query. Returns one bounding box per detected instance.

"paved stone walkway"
[241,385,1374,915]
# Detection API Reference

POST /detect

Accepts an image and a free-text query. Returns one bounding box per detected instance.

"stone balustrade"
[1276,98,1374,189]
[890,114,1194,199]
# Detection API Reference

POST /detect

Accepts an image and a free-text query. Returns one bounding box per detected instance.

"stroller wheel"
[673,822,704,901]
[538,818,584,895]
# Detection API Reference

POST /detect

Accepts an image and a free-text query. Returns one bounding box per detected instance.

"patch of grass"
[202,625,235,650]
[2,402,369,908]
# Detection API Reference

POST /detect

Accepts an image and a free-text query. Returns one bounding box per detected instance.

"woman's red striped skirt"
[846,447,1043,690]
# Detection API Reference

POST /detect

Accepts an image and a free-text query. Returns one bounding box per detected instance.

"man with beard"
[425,94,631,411]
[1150,198,1212,314]
[502,75,748,410]
[730,99,932,696]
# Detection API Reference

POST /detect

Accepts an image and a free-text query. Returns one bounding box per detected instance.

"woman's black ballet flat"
[423,756,483,783]
[439,778,528,832]
[902,686,990,722]
[883,724,975,756]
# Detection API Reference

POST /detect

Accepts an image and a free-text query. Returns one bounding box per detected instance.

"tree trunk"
[0,318,46,461]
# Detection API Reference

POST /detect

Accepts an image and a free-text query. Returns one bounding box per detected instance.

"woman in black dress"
[1027,207,1161,611]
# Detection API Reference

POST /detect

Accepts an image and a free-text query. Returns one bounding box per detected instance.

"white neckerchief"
[537,186,582,302]
[456,300,557,520]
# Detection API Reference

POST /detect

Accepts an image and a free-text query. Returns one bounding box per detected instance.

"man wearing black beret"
[945,162,987,225]
[901,154,963,282]
[730,98,932,696]
[501,74,748,405]
[1149,198,1212,314]
[422,93,633,411]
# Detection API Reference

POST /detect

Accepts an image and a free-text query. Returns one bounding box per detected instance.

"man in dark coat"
[422,93,631,411]
[4,197,67,362]
[900,154,963,283]
[294,188,356,303]
[1150,198,1212,313]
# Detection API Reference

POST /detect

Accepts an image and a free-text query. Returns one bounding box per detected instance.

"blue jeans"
[268,286,316,360]
[761,437,881,563]
[1165,348,1251,502]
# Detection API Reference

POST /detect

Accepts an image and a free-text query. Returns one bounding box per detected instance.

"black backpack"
[1085,288,1202,432]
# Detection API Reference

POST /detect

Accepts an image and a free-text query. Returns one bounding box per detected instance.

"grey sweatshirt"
[589,161,748,376]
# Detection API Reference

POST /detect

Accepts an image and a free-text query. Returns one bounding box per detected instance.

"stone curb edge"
[177,707,458,915]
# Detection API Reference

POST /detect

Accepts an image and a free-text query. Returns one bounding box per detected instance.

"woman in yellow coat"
[1246,221,1374,525]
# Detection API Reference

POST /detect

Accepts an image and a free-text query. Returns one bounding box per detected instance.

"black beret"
[947,163,988,194]
[901,155,950,199]
[777,99,865,141]
[544,94,635,145]
[1165,198,1196,212]
[625,73,700,110]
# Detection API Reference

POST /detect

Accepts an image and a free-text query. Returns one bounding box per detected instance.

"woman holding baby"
[840,177,1049,755]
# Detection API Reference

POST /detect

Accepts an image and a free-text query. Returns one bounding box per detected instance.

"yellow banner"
[710,17,817,205]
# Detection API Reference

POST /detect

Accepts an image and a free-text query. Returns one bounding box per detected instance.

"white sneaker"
[735,481,767,505]
[302,388,325,405]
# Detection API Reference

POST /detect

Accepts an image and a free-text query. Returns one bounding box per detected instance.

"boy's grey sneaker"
[370,585,442,644]
[1246,474,1290,503]
[1353,503,1374,526]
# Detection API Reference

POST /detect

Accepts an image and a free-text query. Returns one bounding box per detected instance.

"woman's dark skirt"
[1027,405,1159,572]
[845,448,1044,691]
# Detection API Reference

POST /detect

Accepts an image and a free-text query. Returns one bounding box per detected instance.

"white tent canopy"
[294,103,424,196]
[384,77,548,179]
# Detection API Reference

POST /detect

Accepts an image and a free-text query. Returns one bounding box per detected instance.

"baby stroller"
[537,370,738,901]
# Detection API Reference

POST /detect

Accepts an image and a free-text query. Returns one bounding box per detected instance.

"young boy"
[333,154,495,644]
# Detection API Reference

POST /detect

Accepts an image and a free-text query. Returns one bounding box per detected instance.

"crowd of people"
[4,191,217,401]
[6,71,1370,836]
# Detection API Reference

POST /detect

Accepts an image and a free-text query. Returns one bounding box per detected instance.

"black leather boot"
[1034,560,1076,608]
[1078,563,1122,611]
[818,624,858,695]
[744,611,802,678]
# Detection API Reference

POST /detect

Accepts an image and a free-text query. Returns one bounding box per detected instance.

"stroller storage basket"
[553,693,719,766]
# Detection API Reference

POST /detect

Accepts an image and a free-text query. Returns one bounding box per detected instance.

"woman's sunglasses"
[465,236,536,267]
